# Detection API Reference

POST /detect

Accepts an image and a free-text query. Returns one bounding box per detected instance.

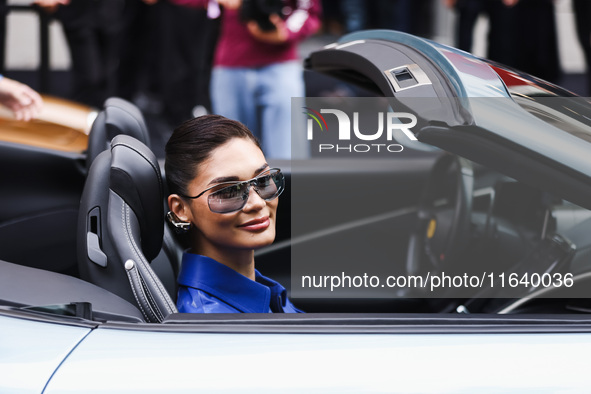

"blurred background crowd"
[0,0,589,157]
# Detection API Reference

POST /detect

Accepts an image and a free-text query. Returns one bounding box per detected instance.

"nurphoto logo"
[303,107,418,154]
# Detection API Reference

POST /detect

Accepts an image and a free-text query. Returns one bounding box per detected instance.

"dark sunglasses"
[181,168,285,214]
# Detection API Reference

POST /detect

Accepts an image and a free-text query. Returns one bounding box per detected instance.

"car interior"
[1,99,177,323]
[1,96,591,325]
[3,31,591,325]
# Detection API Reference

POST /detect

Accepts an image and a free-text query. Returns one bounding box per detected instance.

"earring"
[166,211,191,234]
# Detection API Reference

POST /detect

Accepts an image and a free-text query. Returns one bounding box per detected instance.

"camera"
[240,0,284,32]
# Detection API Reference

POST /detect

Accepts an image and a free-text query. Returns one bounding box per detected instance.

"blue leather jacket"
[177,253,303,313]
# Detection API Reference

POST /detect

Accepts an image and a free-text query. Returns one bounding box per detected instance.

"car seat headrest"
[87,97,151,171]
[109,134,163,261]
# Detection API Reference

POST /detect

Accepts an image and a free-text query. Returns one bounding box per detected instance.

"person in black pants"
[117,0,218,126]
[156,1,218,125]
[511,0,560,84]
[446,0,560,84]
[451,0,485,52]
[573,0,591,96]
[36,0,125,107]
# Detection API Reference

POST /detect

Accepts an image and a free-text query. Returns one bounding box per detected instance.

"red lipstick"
[238,216,270,231]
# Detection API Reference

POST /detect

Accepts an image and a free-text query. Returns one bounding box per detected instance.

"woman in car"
[165,114,301,313]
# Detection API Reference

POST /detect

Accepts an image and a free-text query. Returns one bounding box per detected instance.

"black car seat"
[0,98,151,277]
[86,96,182,274]
[77,135,177,322]
[86,97,151,172]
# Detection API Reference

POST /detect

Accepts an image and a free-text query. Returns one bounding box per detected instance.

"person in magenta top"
[169,0,321,159]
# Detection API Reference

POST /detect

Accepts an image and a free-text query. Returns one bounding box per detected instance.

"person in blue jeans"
[172,0,321,159]
[211,61,305,159]
[165,114,302,313]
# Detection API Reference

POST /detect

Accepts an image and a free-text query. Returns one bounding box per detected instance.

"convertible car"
[2,30,591,392]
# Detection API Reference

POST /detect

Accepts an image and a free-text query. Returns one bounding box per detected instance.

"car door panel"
[0,142,85,274]
[260,155,436,311]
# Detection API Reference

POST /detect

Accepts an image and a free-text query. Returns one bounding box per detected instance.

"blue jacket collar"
[177,253,288,313]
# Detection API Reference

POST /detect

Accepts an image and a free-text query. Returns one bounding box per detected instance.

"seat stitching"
[124,204,164,321]
[137,265,164,321]
[122,203,155,321]
[122,202,159,322]
[126,270,150,321]
[124,204,173,317]
[125,204,172,317]
[124,206,176,313]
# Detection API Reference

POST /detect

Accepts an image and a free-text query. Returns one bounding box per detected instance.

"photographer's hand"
[247,14,288,44]
[0,77,43,121]
[33,0,70,13]
[216,0,241,10]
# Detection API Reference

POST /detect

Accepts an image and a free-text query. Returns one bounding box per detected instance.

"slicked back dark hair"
[165,115,262,197]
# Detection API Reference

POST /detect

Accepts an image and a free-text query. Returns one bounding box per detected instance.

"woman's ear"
[168,194,192,223]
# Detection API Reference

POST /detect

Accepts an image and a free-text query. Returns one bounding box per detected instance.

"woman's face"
[177,137,279,255]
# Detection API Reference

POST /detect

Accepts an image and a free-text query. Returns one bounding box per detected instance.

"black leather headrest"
[109,135,163,261]
[87,97,151,170]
